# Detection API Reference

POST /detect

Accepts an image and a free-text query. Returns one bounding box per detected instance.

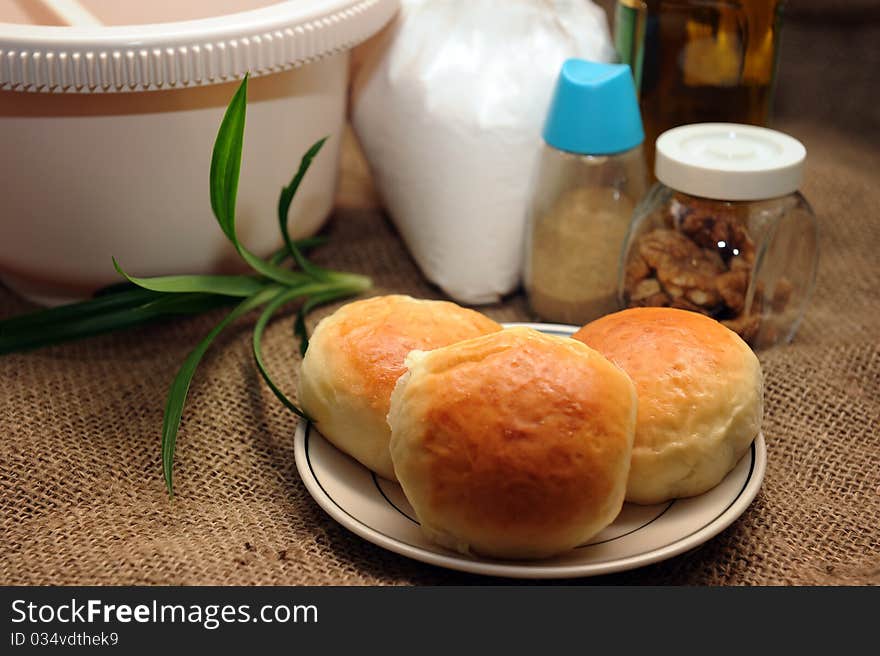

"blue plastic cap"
[542,59,644,156]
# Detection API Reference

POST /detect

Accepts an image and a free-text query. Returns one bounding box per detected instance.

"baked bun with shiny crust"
[297,295,501,480]
[388,327,637,560]
[573,307,763,505]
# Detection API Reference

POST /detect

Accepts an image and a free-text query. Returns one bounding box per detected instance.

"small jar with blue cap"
[524,58,648,325]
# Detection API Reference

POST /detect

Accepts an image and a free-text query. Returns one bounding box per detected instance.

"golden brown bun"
[297,295,501,480]
[573,307,763,505]
[388,327,637,560]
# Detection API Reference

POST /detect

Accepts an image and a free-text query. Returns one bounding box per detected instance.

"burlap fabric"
[2,115,878,585]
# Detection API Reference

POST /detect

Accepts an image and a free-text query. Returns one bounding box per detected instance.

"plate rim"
[293,322,768,579]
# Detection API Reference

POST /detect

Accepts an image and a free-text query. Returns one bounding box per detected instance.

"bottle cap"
[655,123,806,200]
[542,59,644,156]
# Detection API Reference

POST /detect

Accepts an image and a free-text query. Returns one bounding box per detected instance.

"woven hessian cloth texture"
[2,115,879,584]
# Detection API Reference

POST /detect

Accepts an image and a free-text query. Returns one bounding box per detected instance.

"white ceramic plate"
[293,323,767,579]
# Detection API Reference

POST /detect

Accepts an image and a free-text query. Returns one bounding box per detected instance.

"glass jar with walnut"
[618,124,819,349]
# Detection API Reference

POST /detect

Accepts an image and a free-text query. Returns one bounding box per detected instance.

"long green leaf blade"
[145,293,237,316]
[0,287,160,332]
[205,76,321,287]
[0,293,233,354]
[162,285,279,497]
[209,74,249,240]
[113,257,267,297]
[252,281,370,417]
[293,290,345,357]
[252,287,311,419]
[293,235,328,252]
[278,137,330,280]
[267,236,328,266]
[239,247,314,287]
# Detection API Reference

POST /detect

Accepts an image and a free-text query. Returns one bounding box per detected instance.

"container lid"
[542,59,643,156]
[0,0,399,93]
[655,123,806,200]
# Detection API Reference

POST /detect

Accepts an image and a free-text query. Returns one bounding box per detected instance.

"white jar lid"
[655,123,806,201]
[0,0,398,93]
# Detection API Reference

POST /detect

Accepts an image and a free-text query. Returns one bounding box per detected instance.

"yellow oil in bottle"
[615,0,785,173]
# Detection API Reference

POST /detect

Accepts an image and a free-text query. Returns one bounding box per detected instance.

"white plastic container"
[0,0,398,304]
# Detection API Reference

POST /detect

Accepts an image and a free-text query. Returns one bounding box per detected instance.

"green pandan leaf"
[209,74,249,241]
[162,285,280,497]
[278,137,331,280]
[113,258,267,298]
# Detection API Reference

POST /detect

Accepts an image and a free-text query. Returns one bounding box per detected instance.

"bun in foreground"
[297,295,501,480]
[573,307,763,505]
[388,327,638,560]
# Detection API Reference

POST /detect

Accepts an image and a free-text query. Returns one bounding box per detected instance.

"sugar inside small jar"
[618,123,818,348]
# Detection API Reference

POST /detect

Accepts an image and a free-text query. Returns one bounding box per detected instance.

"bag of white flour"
[351,0,615,304]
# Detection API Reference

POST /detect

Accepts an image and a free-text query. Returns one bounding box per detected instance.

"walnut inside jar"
[622,196,791,345]
[673,195,756,263]
[636,228,725,308]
